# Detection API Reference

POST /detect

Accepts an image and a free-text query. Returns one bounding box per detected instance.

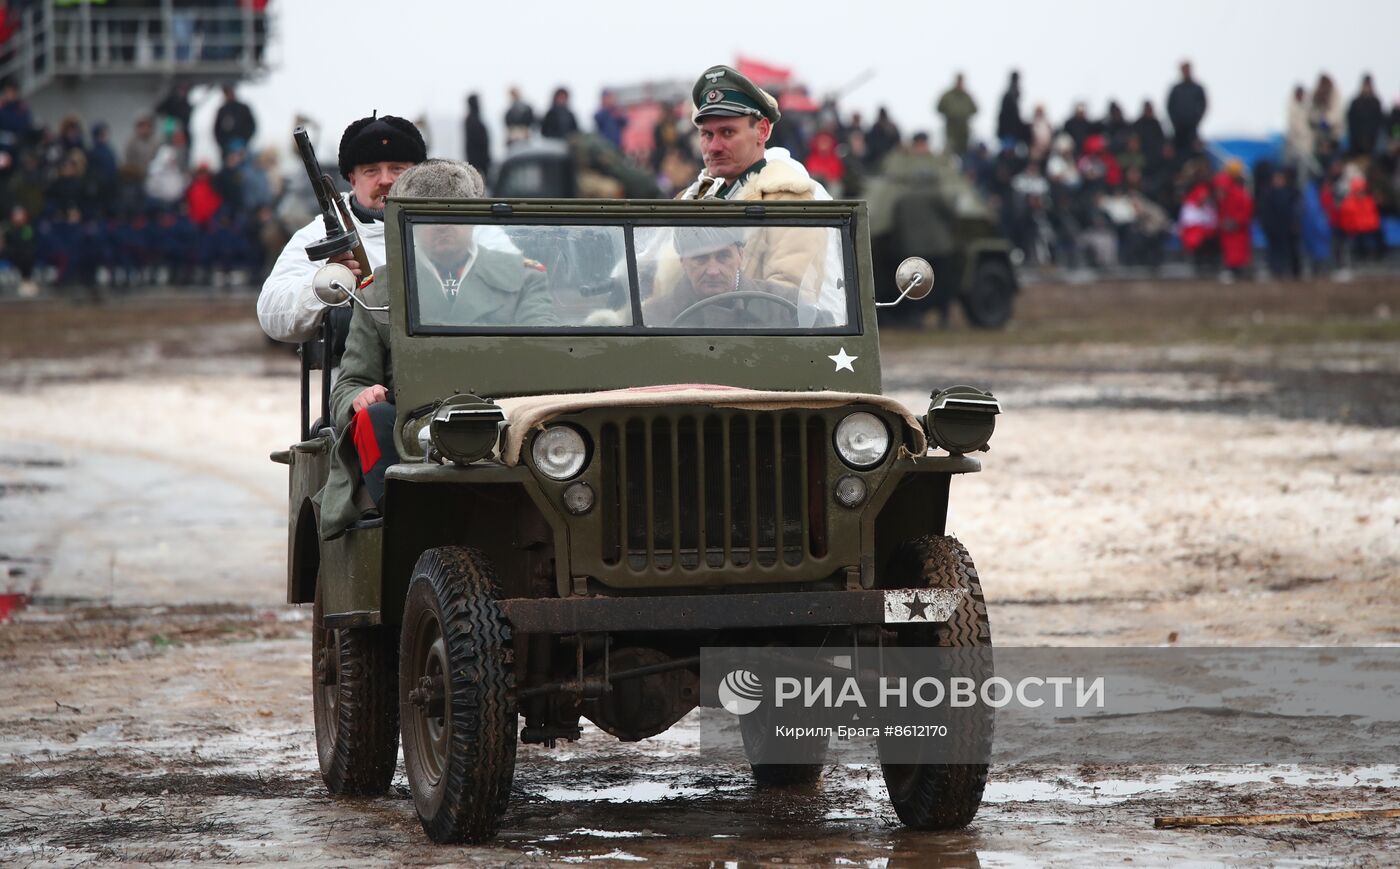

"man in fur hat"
[257,113,426,343]
[318,160,557,538]
[677,65,833,312]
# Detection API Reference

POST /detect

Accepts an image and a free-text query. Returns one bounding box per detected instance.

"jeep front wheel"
[878,535,992,830]
[311,579,399,795]
[400,547,518,844]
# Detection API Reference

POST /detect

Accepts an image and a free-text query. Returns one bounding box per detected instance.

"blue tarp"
[1209,136,1286,172]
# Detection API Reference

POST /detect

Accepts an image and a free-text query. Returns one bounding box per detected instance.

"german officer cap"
[691,65,781,125]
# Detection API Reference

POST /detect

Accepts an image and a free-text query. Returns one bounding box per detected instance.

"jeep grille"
[598,412,829,571]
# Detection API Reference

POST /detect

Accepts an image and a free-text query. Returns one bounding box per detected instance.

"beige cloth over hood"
[495,384,927,465]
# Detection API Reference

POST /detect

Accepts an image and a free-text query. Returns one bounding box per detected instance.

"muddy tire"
[311,579,399,795]
[400,547,517,844]
[960,258,1015,329]
[878,535,991,830]
[740,705,827,787]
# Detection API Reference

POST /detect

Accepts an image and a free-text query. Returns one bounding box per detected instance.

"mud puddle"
[4,606,1399,867]
[3,283,1400,864]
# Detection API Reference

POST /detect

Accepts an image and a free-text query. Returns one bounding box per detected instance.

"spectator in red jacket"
[1337,175,1383,260]
[1178,174,1217,274]
[803,124,846,196]
[185,164,223,227]
[1215,161,1254,277]
[1077,134,1122,189]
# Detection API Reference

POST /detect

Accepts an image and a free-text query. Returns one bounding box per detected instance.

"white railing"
[0,0,273,94]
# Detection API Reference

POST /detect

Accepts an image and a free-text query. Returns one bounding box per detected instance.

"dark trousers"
[350,401,399,509]
[1265,233,1299,278]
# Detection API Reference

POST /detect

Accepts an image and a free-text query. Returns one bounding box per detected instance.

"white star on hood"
[828,347,858,372]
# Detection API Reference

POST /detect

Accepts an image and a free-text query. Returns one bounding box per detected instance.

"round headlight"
[532,425,588,480]
[834,412,890,469]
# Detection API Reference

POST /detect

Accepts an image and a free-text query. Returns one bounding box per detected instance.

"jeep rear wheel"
[311,579,399,795]
[741,702,827,787]
[878,535,992,830]
[400,547,518,844]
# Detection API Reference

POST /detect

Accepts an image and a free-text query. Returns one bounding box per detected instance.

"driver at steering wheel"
[643,226,798,327]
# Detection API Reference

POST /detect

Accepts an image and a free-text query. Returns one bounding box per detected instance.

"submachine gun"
[294,126,370,269]
[293,126,369,440]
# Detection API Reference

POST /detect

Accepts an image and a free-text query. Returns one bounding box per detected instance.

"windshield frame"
[400,212,861,337]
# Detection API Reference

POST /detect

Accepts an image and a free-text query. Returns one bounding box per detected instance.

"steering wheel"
[671,290,799,327]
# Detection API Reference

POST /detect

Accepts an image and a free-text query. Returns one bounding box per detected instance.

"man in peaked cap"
[675,65,833,312]
[680,64,789,201]
[258,113,426,343]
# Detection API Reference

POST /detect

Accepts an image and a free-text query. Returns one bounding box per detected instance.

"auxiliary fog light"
[834,412,890,469]
[834,474,867,508]
[532,425,588,480]
[562,481,595,515]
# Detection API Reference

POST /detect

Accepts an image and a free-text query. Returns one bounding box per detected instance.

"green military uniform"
[936,86,977,156]
[317,251,557,539]
[413,245,558,329]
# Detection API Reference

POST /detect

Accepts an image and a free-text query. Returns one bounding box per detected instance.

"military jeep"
[271,197,1001,843]
[866,150,1018,329]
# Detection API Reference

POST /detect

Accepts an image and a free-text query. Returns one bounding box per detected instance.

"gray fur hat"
[389,159,484,199]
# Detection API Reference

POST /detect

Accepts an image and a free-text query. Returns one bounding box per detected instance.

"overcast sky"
[205,0,1400,164]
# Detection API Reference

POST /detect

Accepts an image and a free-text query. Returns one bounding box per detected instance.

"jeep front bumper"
[499,588,962,633]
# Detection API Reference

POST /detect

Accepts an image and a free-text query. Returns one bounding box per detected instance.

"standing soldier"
[936,73,978,157]
[257,113,426,343]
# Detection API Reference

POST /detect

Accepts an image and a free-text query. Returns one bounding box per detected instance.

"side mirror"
[312,263,355,307]
[311,263,389,313]
[877,257,935,308]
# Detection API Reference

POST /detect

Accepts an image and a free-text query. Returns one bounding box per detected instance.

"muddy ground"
[1,278,1398,866]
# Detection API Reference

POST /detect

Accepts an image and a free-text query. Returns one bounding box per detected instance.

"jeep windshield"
[403,217,855,334]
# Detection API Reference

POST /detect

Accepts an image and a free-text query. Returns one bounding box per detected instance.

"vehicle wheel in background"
[312,578,399,795]
[400,547,518,844]
[960,258,1016,329]
[878,535,992,830]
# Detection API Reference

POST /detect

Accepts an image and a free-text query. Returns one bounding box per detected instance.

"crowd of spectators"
[957,64,1398,277]
[3,60,1397,296]
[0,80,291,295]
[471,63,1399,279]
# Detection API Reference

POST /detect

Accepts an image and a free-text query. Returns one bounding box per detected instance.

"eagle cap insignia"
[705,70,724,82]
[706,89,722,104]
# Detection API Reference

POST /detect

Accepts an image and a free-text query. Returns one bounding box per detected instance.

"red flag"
[735,56,792,88]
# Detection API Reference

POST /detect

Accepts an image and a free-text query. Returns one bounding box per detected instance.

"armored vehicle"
[272,197,1001,843]
[866,150,1017,328]
[493,134,661,200]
